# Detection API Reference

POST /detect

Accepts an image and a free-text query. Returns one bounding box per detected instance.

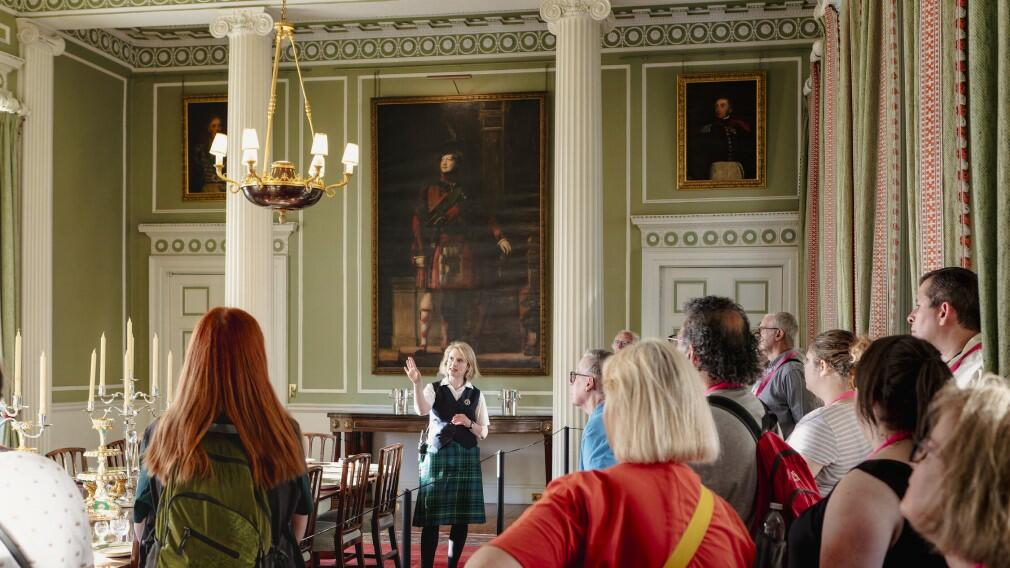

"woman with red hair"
[133,307,311,566]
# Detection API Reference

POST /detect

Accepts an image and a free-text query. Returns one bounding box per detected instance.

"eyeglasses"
[755,326,781,335]
[568,371,594,384]
[612,339,633,348]
[910,436,938,464]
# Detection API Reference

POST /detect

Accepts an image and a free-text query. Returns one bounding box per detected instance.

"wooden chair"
[45,447,88,477]
[314,453,372,567]
[299,465,325,566]
[368,444,404,568]
[304,432,340,462]
[106,438,127,468]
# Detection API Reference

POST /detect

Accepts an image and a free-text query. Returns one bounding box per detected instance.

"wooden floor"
[373,503,530,545]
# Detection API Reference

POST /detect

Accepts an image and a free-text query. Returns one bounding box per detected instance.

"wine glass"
[94,520,110,546]
[111,517,130,544]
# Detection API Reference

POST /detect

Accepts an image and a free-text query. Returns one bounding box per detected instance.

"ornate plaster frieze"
[541,0,615,34]
[61,3,817,71]
[138,222,297,256]
[631,212,801,249]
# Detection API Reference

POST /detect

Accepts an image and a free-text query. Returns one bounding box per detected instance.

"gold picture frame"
[677,72,766,190]
[371,92,550,376]
[182,95,228,201]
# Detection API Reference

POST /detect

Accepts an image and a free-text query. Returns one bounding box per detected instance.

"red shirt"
[490,462,755,567]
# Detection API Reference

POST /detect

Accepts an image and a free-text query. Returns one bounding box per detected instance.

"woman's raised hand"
[404,357,422,385]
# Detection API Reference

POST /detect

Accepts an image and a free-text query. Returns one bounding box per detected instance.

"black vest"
[430,381,481,450]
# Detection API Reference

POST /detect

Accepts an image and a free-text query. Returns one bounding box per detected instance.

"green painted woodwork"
[51,51,125,404]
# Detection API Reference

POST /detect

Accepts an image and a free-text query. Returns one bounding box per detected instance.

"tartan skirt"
[413,441,487,527]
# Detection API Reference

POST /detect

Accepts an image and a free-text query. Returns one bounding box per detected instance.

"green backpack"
[150,424,276,567]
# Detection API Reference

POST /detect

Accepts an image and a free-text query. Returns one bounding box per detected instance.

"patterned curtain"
[803,44,823,344]
[0,111,21,448]
[964,0,1010,376]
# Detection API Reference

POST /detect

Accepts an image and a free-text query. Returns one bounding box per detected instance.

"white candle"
[151,334,159,397]
[88,349,96,411]
[126,318,134,379]
[38,351,47,417]
[166,350,173,408]
[99,332,106,395]
[13,330,21,399]
[123,352,131,412]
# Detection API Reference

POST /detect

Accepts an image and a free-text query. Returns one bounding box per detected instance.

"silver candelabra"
[93,375,159,499]
[0,395,49,452]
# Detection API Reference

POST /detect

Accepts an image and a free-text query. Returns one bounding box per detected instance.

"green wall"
[0,10,15,57]
[51,42,127,403]
[45,40,810,405]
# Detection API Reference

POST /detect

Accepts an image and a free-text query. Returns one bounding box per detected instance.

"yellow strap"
[665,486,715,568]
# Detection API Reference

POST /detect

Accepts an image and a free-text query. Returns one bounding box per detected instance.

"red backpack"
[708,395,821,532]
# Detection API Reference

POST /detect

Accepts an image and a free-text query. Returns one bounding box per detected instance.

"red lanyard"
[949,342,983,373]
[754,351,799,397]
[705,382,738,395]
[829,390,856,405]
[869,431,912,458]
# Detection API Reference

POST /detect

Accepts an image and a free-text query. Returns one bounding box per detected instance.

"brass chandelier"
[208,0,359,223]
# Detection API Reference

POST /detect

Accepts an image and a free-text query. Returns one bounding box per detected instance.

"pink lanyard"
[829,390,856,405]
[705,382,738,395]
[754,351,799,397]
[949,342,983,373]
[869,431,912,458]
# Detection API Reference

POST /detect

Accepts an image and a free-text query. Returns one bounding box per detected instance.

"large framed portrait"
[182,95,228,200]
[677,72,766,190]
[372,93,549,375]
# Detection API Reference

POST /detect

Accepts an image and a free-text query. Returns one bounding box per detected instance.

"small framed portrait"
[183,95,228,200]
[677,72,766,190]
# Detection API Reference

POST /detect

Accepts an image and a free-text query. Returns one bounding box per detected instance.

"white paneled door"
[659,265,785,336]
[167,272,225,362]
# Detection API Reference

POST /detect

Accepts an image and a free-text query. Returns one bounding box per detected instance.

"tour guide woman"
[405,341,489,568]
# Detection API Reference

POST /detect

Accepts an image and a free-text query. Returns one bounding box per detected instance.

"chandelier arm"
[322,172,354,194]
[289,34,317,138]
[262,23,287,177]
[214,164,243,193]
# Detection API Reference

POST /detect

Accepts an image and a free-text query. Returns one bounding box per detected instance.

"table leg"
[543,432,552,484]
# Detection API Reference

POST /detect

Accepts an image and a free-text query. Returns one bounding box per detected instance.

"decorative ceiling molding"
[631,212,801,248]
[61,4,817,72]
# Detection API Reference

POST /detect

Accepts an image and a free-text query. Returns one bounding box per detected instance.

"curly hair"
[680,296,761,386]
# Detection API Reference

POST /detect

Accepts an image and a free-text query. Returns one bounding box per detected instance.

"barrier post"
[496,450,505,535]
[401,489,412,567]
[563,425,570,475]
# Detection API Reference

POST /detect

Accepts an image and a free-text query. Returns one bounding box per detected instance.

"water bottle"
[756,503,786,567]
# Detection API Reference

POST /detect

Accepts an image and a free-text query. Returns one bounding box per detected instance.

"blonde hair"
[438,341,481,382]
[914,375,1010,566]
[602,339,719,464]
[808,330,870,388]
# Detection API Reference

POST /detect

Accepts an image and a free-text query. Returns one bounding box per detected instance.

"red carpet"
[315,542,479,567]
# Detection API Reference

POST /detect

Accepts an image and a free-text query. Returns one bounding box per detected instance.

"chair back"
[106,439,126,469]
[299,465,325,555]
[334,453,372,534]
[45,447,88,477]
[372,443,403,518]
[303,432,339,462]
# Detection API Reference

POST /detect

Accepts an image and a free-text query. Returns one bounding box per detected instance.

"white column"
[17,20,63,449]
[210,9,278,394]
[541,0,612,477]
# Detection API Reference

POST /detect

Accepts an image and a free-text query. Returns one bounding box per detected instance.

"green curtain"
[0,111,20,448]
[966,1,1010,376]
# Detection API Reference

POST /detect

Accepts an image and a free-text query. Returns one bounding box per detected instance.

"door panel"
[168,273,225,362]
[660,265,784,336]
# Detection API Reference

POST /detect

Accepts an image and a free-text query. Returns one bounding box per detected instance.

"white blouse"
[0,452,93,567]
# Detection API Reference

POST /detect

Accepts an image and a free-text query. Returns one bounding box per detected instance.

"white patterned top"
[787,400,873,496]
[0,452,93,568]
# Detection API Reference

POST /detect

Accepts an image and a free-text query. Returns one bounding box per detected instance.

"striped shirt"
[787,400,872,496]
